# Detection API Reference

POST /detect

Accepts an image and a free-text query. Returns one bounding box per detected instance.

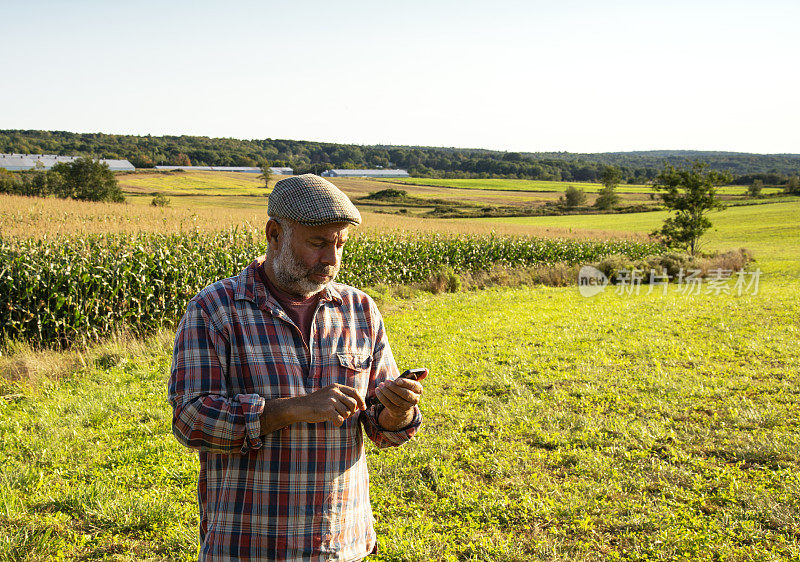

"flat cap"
[268,174,362,226]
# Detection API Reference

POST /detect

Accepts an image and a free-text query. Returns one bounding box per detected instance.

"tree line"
[3,130,800,185]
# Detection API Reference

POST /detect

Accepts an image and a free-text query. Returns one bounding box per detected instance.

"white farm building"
[321,169,410,178]
[0,153,135,171]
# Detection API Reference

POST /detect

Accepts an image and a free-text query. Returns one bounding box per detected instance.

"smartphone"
[365,368,427,407]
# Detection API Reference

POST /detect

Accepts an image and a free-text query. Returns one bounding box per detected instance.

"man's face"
[272,220,350,297]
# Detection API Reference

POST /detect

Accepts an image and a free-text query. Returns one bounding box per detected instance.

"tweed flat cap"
[268,174,362,226]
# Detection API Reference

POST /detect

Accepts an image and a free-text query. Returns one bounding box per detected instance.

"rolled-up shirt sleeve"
[361,301,422,448]
[169,300,265,454]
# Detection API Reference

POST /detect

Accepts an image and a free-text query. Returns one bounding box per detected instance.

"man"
[169,174,424,561]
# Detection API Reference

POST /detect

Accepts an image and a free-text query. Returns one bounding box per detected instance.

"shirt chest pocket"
[332,353,372,394]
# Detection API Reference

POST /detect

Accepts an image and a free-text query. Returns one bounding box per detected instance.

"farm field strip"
[382,177,780,196]
[461,200,800,275]
[117,170,279,197]
[112,173,780,219]
[0,193,647,240]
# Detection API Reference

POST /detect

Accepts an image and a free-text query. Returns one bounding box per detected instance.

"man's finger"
[393,377,423,395]
[331,398,352,418]
[376,385,405,408]
[382,380,421,404]
[338,385,367,410]
[338,394,359,415]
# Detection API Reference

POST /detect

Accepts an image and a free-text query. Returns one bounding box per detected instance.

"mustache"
[310,264,337,276]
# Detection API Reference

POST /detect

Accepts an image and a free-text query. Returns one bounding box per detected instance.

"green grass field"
[383,177,781,196]
[117,170,274,197]
[1,190,798,560]
[1,271,797,560]
[463,199,800,276]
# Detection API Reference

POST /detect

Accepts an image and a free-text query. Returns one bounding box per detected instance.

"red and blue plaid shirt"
[169,258,421,561]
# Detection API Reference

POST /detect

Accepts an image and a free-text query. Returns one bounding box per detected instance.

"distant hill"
[527,150,800,177]
[2,130,798,184]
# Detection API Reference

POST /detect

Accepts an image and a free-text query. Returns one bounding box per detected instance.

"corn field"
[0,228,662,349]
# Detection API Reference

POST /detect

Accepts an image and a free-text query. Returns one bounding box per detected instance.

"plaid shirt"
[169,258,421,561]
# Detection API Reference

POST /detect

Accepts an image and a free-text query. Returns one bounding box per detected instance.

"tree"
[747,179,763,198]
[595,165,622,210]
[168,152,191,166]
[600,165,622,188]
[258,161,272,188]
[129,154,155,168]
[785,176,800,195]
[651,162,729,255]
[50,156,124,202]
[561,185,587,207]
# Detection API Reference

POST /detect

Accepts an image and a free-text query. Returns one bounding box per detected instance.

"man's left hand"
[375,373,424,430]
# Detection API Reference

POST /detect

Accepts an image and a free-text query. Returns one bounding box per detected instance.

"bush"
[747,180,764,198]
[363,189,409,201]
[645,252,696,278]
[426,267,461,294]
[561,185,587,207]
[697,248,753,274]
[594,185,620,210]
[596,254,640,281]
[594,249,753,286]
[151,193,170,207]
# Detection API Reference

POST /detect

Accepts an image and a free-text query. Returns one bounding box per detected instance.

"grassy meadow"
[463,199,800,276]
[1,171,799,560]
[117,170,276,197]
[383,177,783,197]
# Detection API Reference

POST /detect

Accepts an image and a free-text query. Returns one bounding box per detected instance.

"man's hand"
[296,383,366,427]
[375,373,424,431]
[260,384,365,435]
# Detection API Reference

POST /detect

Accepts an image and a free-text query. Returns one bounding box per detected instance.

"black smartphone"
[365,368,427,407]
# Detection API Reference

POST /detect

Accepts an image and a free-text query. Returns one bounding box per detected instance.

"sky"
[1,0,798,154]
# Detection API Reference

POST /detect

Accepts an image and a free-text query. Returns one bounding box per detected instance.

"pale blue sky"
[1,0,798,153]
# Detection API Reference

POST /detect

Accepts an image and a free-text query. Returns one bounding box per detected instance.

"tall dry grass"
[1,194,650,241]
[0,193,267,237]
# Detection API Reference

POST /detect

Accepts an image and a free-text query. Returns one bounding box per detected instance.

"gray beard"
[272,242,339,298]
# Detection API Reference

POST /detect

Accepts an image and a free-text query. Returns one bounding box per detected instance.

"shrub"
[597,254,638,281]
[697,248,753,275]
[561,185,587,207]
[364,189,409,201]
[0,169,59,197]
[747,180,764,198]
[151,193,170,207]
[645,252,696,278]
[426,267,461,294]
[594,185,620,210]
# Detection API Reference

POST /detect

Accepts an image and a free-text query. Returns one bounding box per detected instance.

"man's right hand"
[294,383,366,426]
[260,384,366,435]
